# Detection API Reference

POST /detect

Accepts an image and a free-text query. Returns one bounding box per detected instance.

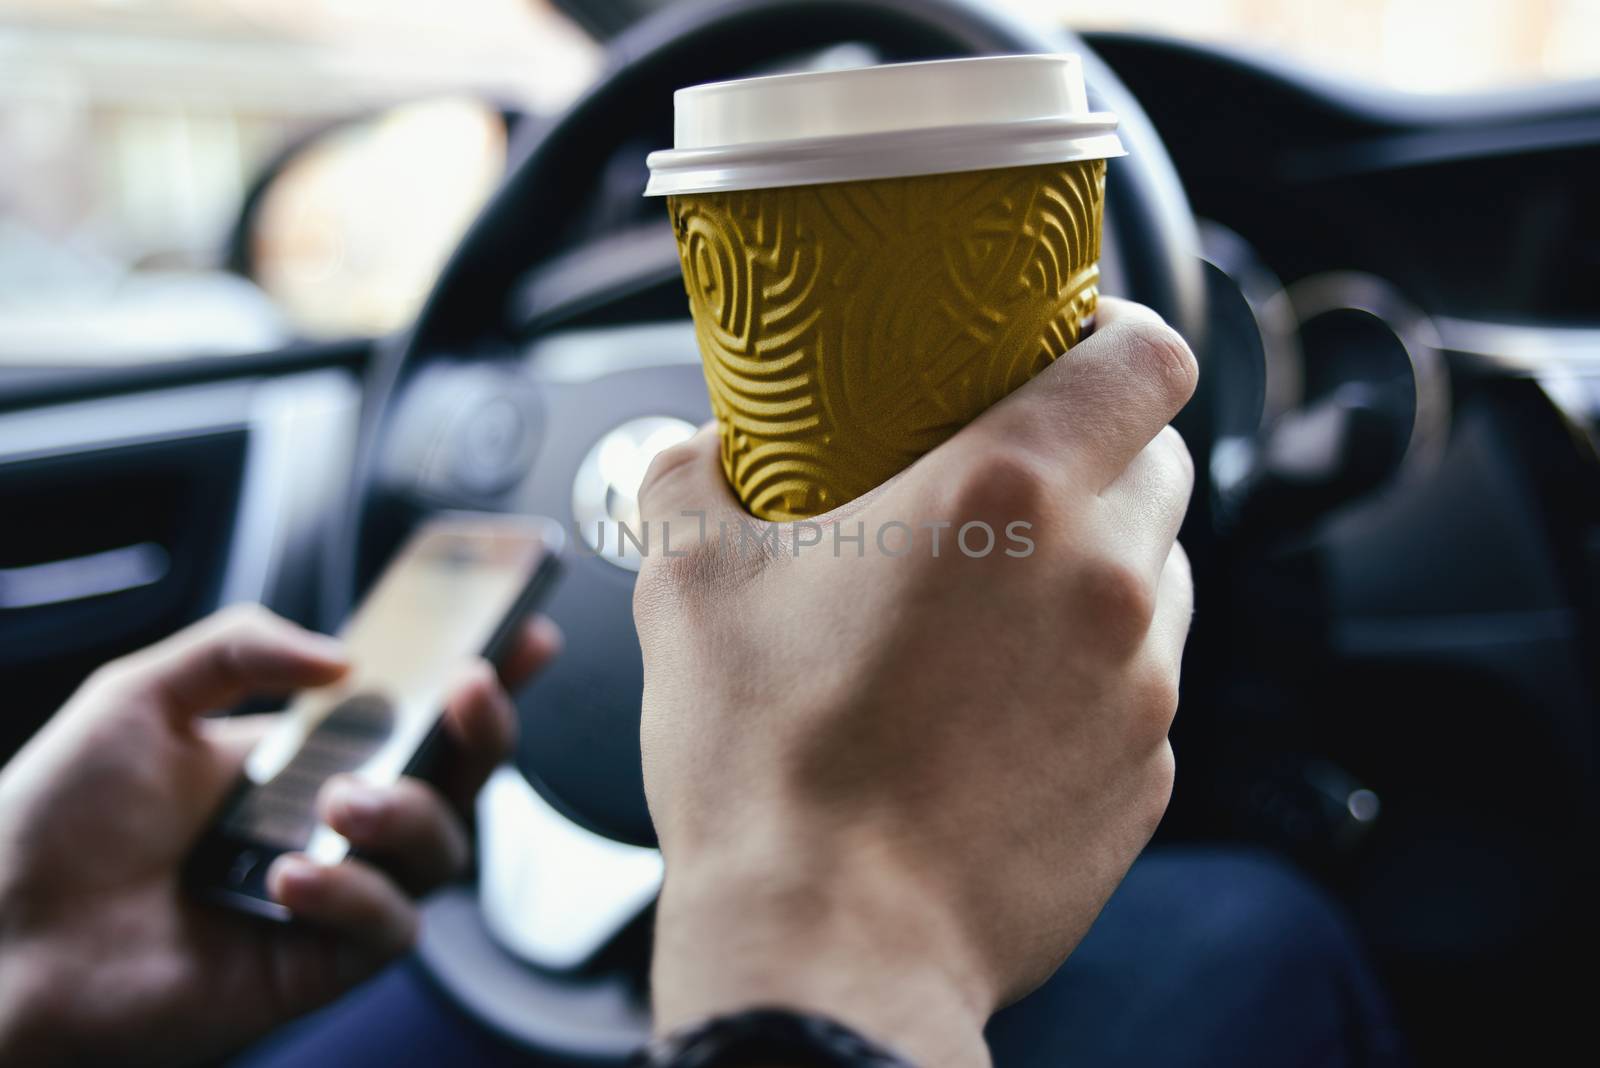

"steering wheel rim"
[331,0,1204,847]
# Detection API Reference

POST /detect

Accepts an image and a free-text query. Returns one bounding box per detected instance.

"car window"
[996,0,1597,92]
[5,0,1593,367]
[0,0,600,366]
[610,0,1597,90]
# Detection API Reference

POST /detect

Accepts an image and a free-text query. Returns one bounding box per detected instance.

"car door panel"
[0,366,362,762]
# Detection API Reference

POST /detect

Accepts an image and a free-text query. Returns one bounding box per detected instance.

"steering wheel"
[329,0,1205,1055]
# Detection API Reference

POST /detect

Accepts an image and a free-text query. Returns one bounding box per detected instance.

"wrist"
[651,841,994,1068]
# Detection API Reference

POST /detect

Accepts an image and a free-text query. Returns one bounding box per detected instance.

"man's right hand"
[633,297,1199,1068]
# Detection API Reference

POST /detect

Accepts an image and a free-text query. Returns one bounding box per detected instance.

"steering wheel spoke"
[374,357,546,506]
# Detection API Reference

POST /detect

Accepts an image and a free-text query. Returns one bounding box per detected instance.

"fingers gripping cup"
[646,56,1125,520]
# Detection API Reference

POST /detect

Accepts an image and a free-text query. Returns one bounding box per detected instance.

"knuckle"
[638,441,702,505]
[644,440,699,483]
[214,633,252,682]
[947,447,1048,525]
[205,603,278,655]
[216,601,272,631]
[1136,665,1182,735]
[83,657,137,698]
[1142,742,1177,829]
[1078,558,1156,652]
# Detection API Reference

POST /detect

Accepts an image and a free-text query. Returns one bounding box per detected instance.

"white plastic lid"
[645,54,1124,196]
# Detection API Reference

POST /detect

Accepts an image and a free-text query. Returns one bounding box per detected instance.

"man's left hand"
[0,604,561,1067]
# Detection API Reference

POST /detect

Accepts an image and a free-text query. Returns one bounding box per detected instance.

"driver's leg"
[986,847,1407,1068]
[229,957,548,1068]
[234,848,1402,1068]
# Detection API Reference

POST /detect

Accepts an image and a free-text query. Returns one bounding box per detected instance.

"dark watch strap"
[631,1007,920,1068]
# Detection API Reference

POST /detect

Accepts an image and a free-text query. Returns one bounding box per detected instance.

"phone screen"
[217,516,556,865]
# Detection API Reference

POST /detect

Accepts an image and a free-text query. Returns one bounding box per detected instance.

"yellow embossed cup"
[646,56,1125,520]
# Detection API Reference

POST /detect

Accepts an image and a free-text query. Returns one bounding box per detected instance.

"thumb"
[636,422,748,548]
[115,604,349,725]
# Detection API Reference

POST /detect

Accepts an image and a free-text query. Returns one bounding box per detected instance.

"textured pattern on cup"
[669,158,1106,521]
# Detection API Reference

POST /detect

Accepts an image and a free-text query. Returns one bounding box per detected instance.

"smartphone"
[187,513,564,921]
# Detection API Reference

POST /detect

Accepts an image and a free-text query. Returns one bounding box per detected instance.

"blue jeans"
[237,848,1406,1068]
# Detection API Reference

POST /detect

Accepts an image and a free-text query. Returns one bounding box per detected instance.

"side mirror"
[226,97,510,339]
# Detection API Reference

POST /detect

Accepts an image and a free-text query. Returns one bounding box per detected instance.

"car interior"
[0,0,1594,1063]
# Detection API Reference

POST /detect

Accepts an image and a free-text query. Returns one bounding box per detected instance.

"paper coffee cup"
[646,55,1124,520]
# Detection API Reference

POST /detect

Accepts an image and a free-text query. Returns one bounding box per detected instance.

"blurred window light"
[0,0,598,364]
[993,0,1599,91]
[0,0,1593,366]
